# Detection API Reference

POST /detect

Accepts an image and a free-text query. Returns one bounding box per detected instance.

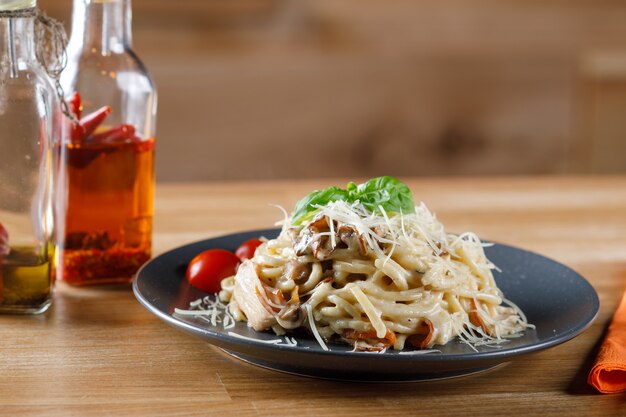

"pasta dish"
[219,177,532,352]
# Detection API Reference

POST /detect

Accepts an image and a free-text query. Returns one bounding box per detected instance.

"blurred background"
[41,0,626,181]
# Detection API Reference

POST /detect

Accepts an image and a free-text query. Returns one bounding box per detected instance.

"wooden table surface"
[2,177,626,416]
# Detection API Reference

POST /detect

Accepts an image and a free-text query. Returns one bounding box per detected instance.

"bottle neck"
[0,15,36,76]
[69,0,132,55]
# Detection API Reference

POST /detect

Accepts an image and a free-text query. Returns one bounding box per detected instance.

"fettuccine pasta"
[220,181,532,352]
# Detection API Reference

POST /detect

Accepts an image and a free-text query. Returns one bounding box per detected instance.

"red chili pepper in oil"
[80,106,112,138]
[69,91,82,119]
[90,124,135,144]
[59,94,155,285]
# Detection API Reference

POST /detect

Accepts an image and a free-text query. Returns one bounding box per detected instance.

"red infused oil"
[57,94,155,285]
[59,135,154,285]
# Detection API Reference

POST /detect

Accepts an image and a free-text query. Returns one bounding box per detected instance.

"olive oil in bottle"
[0,0,56,314]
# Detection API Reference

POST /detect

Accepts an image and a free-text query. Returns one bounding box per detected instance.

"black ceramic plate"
[133,228,599,382]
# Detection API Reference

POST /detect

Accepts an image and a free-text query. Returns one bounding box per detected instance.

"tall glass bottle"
[0,0,55,313]
[58,0,156,285]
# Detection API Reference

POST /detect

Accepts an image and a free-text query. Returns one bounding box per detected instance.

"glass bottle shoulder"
[61,46,155,97]
[60,45,157,135]
[0,59,57,90]
[0,64,56,125]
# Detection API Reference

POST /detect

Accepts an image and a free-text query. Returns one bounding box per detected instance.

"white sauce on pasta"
[221,200,533,351]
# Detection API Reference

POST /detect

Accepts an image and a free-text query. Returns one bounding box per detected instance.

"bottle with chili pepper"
[57,0,157,285]
[0,0,56,313]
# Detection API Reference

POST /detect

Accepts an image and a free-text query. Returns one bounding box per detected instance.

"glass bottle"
[0,0,55,313]
[57,0,156,285]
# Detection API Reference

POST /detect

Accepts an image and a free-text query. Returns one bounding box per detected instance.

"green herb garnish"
[291,176,416,225]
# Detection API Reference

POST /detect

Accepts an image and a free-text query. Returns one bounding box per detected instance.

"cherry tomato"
[186,249,239,293]
[235,238,263,261]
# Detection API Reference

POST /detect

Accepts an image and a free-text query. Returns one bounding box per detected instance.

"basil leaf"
[290,176,415,225]
[356,176,415,215]
[291,186,350,225]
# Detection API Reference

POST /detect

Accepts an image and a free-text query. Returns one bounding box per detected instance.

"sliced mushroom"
[293,230,312,256]
[308,214,330,233]
[293,214,335,260]
[276,287,304,329]
[406,319,435,349]
[337,224,368,257]
[276,303,304,329]
[311,235,334,260]
[284,260,311,282]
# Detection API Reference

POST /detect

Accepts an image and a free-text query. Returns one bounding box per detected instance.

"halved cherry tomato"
[235,238,263,261]
[186,249,239,293]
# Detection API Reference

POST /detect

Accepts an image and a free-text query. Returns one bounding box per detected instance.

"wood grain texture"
[1,176,626,416]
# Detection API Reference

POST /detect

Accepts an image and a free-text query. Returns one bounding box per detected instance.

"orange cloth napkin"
[588,290,626,394]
